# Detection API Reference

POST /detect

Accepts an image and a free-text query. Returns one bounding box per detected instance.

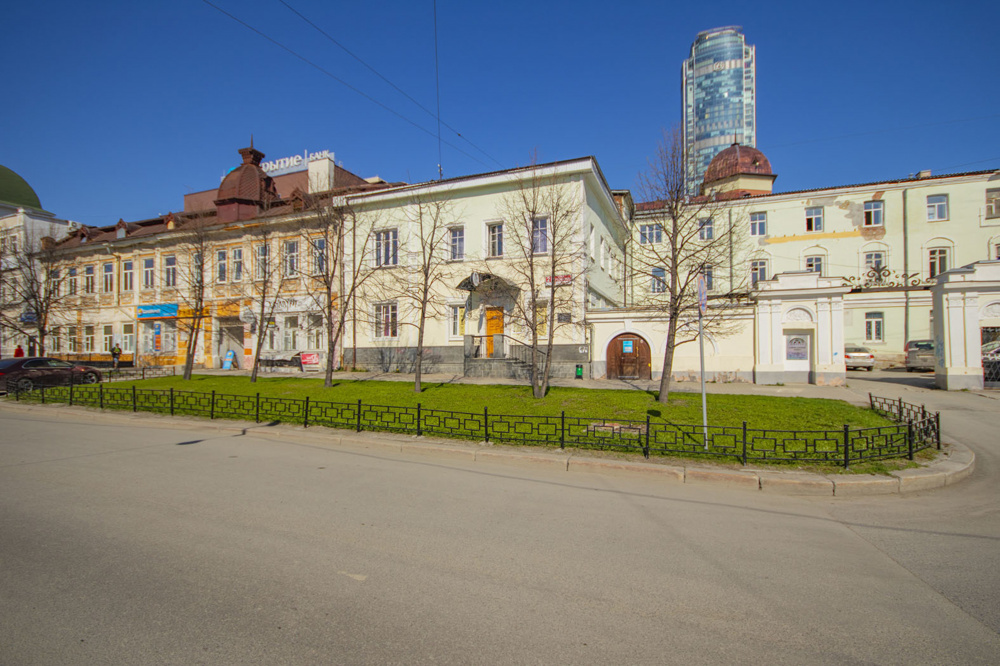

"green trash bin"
[575,364,583,379]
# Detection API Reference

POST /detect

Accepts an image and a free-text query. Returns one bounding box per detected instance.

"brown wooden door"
[486,308,504,357]
[606,334,651,380]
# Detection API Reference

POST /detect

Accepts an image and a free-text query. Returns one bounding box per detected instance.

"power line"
[276,0,502,169]
[200,0,492,169]
[433,0,443,179]
[769,114,1000,150]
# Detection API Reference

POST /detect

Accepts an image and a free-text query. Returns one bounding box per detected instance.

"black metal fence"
[6,382,940,468]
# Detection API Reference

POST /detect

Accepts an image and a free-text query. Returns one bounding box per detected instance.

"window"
[311,238,326,274]
[142,320,176,353]
[84,325,95,352]
[703,265,714,291]
[283,240,299,277]
[865,312,884,342]
[699,218,714,240]
[69,268,78,295]
[122,260,134,292]
[193,252,204,288]
[164,255,177,287]
[805,256,824,275]
[532,218,548,254]
[449,227,464,261]
[450,304,466,337]
[306,315,323,349]
[232,248,243,281]
[639,223,662,244]
[68,326,79,353]
[488,223,503,258]
[102,263,114,293]
[49,328,61,353]
[375,303,397,338]
[535,304,548,337]
[864,251,886,270]
[751,259,769,287]
[142,258,154,289]
[987,189,1000,219]
[375,229,398,267]
[805,207,823,232]
[84,266,95,293]
[122,323,134,353]
[216,250,227,283]
[927,194,949,221]
[750,212,766,236]
[283,316,298,351]
[103,325,114,352]
[929,247,949,278]
[255,244,268,280]
[651,267,666,293]
[864,201,884,227]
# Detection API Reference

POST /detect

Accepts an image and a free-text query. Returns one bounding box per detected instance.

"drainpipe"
[902,188,910,345]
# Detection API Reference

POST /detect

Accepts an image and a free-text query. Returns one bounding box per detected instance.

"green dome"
[0,165,42,210]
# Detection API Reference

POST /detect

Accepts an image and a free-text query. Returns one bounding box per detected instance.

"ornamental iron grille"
[8,384,941,469]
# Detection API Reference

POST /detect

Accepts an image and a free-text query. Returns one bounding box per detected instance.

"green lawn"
[106,374,890,431]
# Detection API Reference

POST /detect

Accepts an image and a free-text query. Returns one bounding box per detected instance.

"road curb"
[0,401,975,497]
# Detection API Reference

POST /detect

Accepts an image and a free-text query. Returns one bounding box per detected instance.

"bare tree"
[489,163,583,399]
[300,200,382,387]
[366,193,457,392]
[636,127,750,403]
[246,225,290,383]
[167,217,213,380]
[0,228,67,357]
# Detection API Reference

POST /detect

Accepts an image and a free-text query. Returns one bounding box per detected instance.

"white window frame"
[102,262,114,293]
[84,265,95,293]
[122,260,134,292]
[375,229,398,267]
[283,240,299,277]
[651,267,666,293]
[142,258,155,289]
[928,247,949,278]
[865,312,884,343]
[449,304,466,339]
[864,251,886,271]
[122,323,135,353]
[103,325,114,353]
[487,223,503,258]
[449,227,465,261]
[750,212,766,236]
[532,217,549,254]
[805,207,824,232]
[84,325,95,352]
[639,223,663,245]
[216,249,228,283]
[374,303,398,339]
[255,243,269,281]
[698,218,714,241]
[986,188,1000,219]
[864,201,884,227]
[283,315,299,351]
[311,238,327,275]
[751,259,768,287]
[927,194,949,221]
[703,265,714,291]
[164,255,177,288]
[805,255,824,275]
[69,267,78,295]
[232,248,243,282]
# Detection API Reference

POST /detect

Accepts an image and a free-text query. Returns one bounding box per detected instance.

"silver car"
[844,345,876,371]
[905,340,935,372]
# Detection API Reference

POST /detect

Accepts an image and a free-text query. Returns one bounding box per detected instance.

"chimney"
[916,169,932,179]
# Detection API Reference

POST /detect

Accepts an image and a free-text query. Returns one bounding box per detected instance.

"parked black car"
[0,357,102,392]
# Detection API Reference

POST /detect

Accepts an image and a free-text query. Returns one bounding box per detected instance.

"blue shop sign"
[137,303,179,320]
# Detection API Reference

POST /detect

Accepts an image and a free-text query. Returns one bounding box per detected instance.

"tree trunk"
[414,299,427,393]
[183,319,201,380]
[657,313,679,403]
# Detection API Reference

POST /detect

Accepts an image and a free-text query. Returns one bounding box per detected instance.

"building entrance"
[606,334,651,380]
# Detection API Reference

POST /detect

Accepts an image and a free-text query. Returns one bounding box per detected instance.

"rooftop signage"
[260,149,333,177]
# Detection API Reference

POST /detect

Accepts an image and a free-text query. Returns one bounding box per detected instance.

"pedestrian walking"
[111,343,122,370]
[13,345,24,358]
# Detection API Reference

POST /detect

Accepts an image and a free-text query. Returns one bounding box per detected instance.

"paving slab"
[685,466,759,489]
[758,471,834,495]
[832,474,900,496]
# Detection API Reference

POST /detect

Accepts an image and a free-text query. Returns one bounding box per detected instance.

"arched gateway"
[606,333,652,380]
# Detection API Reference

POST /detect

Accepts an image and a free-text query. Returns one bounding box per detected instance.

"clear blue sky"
[3,0,998,227]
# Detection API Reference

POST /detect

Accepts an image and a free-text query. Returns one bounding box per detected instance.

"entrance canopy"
[456,272,519,293]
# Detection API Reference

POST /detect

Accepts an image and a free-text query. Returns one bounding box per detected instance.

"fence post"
[210,390,215,420]
[898,396,903,419]
[560,411,565,449]
[130,385,137,412]
[41,387,45,404]
[868,392,873,410]
[936,412,941,449]
[142,368,146,380]
[255,393,260,424]
[742,421,748,466]
[843,423,851,469]
[99,383,103,410]
[644,415,650,459]
[484,406,489,443]
[416,403,422,436]
[921,404,927,421]
[69,381,73,407]
[356,398,362,432]
[170,387,174,416]
[907,420,914,461]
[303,396,309,428]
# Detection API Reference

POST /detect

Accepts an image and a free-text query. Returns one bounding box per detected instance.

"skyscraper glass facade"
[682,26,756,193]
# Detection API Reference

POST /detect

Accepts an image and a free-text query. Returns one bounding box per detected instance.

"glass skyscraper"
[682,26,756,193]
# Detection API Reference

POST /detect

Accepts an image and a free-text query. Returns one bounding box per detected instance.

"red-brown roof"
[704,143,773,183]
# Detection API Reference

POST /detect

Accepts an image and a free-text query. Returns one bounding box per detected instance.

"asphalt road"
[1,398,998,665]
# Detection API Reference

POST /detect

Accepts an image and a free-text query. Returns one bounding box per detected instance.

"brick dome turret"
[703,143,772,184]
[214,144,279,222]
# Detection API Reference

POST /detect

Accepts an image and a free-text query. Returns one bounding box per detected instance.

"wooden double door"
[606,334,651,380]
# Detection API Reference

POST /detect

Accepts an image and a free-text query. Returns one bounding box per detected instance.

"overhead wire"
[277,0,502,169]
[200,0,492,169]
